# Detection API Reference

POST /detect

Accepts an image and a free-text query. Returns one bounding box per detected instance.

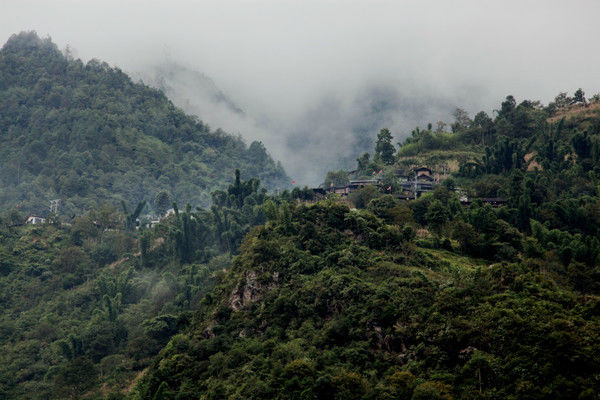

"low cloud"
[138,59,464,184]
[2,0,600,184]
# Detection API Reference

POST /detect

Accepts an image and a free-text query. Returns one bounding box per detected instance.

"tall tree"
[154,190,171,218]
[574,88,586,104]
[426,199,449,234]
[435,121,447,133]
[498,95,517,121]
[324,170,349,188]
[122,200,146,231]
[451,107,473,132]
[375,128,395,165]
[473,111,493,144]
[356,153,371,173]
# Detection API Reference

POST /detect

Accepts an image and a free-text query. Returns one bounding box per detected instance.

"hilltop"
[320,90,600,203]
[133,91,600,399]
[0,32,288,217]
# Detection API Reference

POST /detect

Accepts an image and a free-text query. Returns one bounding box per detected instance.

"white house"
[26,215,46,225]
[162,208,176,219]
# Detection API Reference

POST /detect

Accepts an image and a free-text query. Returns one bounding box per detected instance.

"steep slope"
[0,217,229,399]
[0,171,275,399]
[132,92,600,400]
[134,201,599,399]
[0,32,288,216]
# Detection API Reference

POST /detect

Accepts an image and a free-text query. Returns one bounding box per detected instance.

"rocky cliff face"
[228,270,280,311]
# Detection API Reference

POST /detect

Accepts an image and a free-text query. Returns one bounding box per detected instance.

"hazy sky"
[2,0,600,183]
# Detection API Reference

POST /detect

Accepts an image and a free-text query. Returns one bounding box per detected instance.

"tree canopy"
[0,32,288,217]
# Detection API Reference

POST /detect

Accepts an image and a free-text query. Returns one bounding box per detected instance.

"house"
[332,186,350,195]
[348,179,380,189]
[481,197,507,206]
[413,167,433,179]
[26,215,46,225]
[158,208,176,220]
[418,174,435,182]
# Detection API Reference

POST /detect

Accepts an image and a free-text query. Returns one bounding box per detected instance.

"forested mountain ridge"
[1,30,599,399]
[0,31,288,216]
[134,92,600,399]
[134,201,599,399]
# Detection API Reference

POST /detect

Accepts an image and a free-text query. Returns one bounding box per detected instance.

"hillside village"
[314,165,507,206]
[24,164,508,228]
[320,166,436,196]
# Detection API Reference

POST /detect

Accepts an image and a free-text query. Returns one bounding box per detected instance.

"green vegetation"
[0,32,288,217]
[135,200,599,399]
[134,91,600,399]
[0,170,284,399]
[375,128,395,165]
[1,31,599,399]
[0,211,205,399]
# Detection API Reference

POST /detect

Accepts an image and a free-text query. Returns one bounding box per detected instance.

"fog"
[2,0,600,184]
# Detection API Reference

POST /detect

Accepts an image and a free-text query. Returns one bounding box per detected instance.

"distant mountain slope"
[139,60,245,117]
[0,32,288,216]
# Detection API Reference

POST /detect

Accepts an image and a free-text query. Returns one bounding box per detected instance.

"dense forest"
[0,32,288,217]
[1,31,599,400]
[134,92,600,399]
[135,201,598,399]
[0,171,282,399]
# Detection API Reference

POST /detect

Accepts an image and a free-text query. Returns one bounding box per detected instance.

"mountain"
[0,32,288,217]
[134,201,598,399]
[137,60,245,117]
[1,32,599,399]
[132,94,600,399]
